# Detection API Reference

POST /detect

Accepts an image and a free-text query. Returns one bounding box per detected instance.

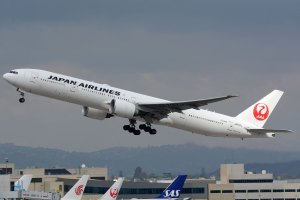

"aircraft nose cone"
[3,73,8,80]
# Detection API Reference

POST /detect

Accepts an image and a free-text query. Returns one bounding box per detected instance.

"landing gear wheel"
[19,98,25,103]
[150,129,157,135]
[133,130,141,135]
[144,126,151,132]
[123,125,130,131]
[128,127,135,133]
[139,124,146,130]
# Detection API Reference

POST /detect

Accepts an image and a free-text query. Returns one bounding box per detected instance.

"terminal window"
[273,189,284,193]
[260,189,272,192]
[285,189,296,192]
[247,190,259,193]
[235,190,246,193]
[210,190,221,193]
[222,190,233,193]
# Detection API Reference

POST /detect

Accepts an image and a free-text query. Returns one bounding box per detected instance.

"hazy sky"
[0,0,299,152]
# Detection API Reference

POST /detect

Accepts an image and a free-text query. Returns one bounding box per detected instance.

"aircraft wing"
[138,95,237,115]
[247,129,294,134]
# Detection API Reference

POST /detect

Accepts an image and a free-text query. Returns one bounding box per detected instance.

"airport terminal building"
[2,162,300,200]
[0,163,211,200]
[209,164,300,200]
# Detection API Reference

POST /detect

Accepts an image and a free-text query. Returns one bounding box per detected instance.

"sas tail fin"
[236,90,284,128]
[156,175,187,199]
[100,177,124,200]
[62,175,89,200]
[14,174,33,191]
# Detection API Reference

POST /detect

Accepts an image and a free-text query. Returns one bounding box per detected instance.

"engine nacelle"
[82,106,108,120]
[109,99,137,119]
[266,132,276,138]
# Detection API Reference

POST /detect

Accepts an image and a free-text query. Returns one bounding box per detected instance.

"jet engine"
[82,106,108,120]
[266,132,276,138]
[109,99,138,118]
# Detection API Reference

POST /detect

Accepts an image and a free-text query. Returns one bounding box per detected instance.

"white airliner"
[61,175,89,200]
[3,69,292,138]
[100,177,124,200]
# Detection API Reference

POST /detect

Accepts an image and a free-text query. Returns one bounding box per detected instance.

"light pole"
[4,158,8,174]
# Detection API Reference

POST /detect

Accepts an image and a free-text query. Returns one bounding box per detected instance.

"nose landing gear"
[19,97,25,103]
[17,88,25,103]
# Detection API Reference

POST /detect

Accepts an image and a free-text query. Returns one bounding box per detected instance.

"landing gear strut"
[123,119,141,135]
[17,88,25,103]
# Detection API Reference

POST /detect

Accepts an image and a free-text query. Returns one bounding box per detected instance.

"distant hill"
[1,143,300,178]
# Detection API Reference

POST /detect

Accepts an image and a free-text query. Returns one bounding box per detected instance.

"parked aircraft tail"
[61,175,89,200]
[99,177,124,200]
[236,90,284,128]
[14,174,33,191]
[156,175,187,199]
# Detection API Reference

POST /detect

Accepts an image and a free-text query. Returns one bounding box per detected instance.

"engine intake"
[109,99,137,119]
[82,106,108,120]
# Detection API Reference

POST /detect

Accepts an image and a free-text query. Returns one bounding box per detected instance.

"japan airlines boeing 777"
[3,69,292,138]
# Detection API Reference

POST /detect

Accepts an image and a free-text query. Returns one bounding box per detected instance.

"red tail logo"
[75,184,84,196]
[109,188,119,198]
[253,103,269,121]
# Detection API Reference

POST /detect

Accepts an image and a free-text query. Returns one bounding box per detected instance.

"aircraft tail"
[99,177,124,200]
[62,175,89,200]
[14,174,33,191]
[236,90,284,128]
[156,175,187,199]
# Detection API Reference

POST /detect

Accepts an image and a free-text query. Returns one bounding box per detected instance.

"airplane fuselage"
[3,69,270,138]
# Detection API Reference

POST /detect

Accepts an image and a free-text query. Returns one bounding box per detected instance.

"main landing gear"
[123,120,157,135]
[17,88,25,103]
[139,123,157,135]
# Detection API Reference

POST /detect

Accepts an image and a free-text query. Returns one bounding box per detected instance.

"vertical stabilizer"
[236,90,284,128]
[14,174,33,191]
[62,175,89,200]
[156,175,187,199]
[100,177,124,200]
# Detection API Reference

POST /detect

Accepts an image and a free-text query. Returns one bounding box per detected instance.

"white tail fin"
[99,177,124,200]
[236,90,284,128]
[62,175,89,200]
[14,174,33,191]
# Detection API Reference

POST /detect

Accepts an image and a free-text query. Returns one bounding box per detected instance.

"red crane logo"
[253,103,269,121]
[110,188,119,198]
[75,184,84,196]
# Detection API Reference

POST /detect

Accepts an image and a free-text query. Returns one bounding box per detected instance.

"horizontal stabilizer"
[247,128,294,134]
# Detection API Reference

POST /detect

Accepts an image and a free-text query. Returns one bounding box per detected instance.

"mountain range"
[1,143,300,178]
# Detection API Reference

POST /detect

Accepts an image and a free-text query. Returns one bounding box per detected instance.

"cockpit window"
[9,70,18,74]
